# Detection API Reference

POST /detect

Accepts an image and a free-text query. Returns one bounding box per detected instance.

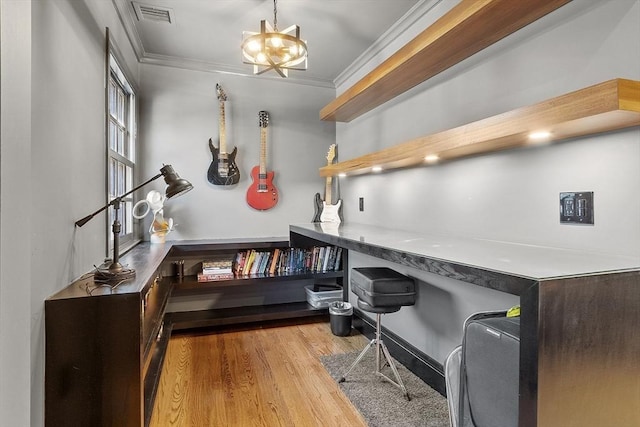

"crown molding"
[112,0,146,61]
[333,0,446,88]
[139,53,335,88]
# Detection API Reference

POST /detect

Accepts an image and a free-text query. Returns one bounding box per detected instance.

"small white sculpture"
[133,190,175,243]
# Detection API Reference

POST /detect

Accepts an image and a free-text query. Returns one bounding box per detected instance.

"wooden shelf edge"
[320,0,571,122]
[168,302,328,331]
[171,271,343,295]
[169,239,290,255]
[320,78,640,177]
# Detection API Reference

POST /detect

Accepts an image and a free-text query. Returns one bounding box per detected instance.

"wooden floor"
[150,316,369,427]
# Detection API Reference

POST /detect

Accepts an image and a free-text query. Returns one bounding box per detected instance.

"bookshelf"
[163,239,347,330]
[173,272,345,295]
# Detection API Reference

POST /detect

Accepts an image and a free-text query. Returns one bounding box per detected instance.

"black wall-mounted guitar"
[208,83,240,185]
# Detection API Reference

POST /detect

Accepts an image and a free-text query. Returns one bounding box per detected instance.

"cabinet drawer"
[142,272,172,361]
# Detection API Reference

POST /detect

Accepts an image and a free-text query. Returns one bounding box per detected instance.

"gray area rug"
[321,351,450,427]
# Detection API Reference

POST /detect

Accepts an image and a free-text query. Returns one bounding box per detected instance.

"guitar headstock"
[326,144,336,165]
[259,111,269,128]
[216,83,227,102]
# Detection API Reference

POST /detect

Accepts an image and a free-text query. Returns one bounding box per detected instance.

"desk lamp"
[75,164,193,282]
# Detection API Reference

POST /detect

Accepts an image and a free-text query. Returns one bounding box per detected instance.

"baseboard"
[352,309,446,396]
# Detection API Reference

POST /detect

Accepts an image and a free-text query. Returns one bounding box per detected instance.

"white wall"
[1,2,32,425]
[336,0,640,363]
[0,0,139,425]
[139,65,336,240]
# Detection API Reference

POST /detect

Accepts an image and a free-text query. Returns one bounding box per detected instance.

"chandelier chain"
[273,0,278,31]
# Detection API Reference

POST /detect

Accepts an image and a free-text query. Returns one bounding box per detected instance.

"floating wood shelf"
[320,0,571,122]
[320,78,640,177]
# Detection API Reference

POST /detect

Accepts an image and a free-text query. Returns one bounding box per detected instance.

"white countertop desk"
[289,222,640,427]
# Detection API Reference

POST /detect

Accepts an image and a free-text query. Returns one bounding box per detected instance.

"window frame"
[105,29,139,257]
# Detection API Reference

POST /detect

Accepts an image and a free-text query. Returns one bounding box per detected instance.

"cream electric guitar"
[313,144,342,223]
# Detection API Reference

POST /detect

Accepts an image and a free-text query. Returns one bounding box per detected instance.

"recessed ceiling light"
[424,154,439,163]
[372,166,382,172]
[529,131,552,141]
[338,173,347,177]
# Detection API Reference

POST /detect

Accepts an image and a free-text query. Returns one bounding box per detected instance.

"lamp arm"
[117,172,163,201]
[75,172,163,227]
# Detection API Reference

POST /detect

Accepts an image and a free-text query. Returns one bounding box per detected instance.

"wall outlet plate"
[560,192,594,224]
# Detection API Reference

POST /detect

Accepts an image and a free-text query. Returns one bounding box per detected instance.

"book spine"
[202,260,233,269]
[327,246,337,272]
[259,251,270,276]
[234,251,246,275]
[202,268,233,275]
[317,247,325,272]
[333,247,342,271]
[242,250,255,276]
[322,246,330,272]
[197,272,234,282]
[269,248,280,275]
[250,252,263,276]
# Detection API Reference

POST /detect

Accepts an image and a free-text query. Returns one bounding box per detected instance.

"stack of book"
[197,259,235,282]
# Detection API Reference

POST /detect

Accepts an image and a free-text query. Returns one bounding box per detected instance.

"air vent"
[132,2,174,24]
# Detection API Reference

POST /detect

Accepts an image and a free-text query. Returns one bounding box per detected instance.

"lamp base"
[94,262,136,283]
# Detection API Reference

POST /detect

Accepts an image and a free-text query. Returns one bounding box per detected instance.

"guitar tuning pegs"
[258,111,269,128]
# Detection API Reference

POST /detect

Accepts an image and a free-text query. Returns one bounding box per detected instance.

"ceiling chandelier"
[241,0,308,78]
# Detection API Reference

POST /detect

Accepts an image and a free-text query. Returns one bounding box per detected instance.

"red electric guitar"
[246,111,278,210]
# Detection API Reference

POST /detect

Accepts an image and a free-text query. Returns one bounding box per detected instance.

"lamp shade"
[161,164,193,198]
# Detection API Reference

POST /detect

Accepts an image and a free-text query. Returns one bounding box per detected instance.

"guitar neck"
[259,128,267,179]
[219,102,227,153]
[325,175,333,204]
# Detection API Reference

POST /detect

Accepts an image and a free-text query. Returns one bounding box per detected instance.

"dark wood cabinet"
[45,243,172,427]
[45,236,348,426]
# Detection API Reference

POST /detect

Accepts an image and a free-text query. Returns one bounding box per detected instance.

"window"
[107,53,136,252]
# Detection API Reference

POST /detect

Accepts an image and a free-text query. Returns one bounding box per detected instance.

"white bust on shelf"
[133,190,175,243]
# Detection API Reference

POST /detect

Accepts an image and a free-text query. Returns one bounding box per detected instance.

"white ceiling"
[113,0,425,87]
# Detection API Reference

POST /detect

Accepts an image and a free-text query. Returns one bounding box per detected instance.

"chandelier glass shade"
[241,1,307,77]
